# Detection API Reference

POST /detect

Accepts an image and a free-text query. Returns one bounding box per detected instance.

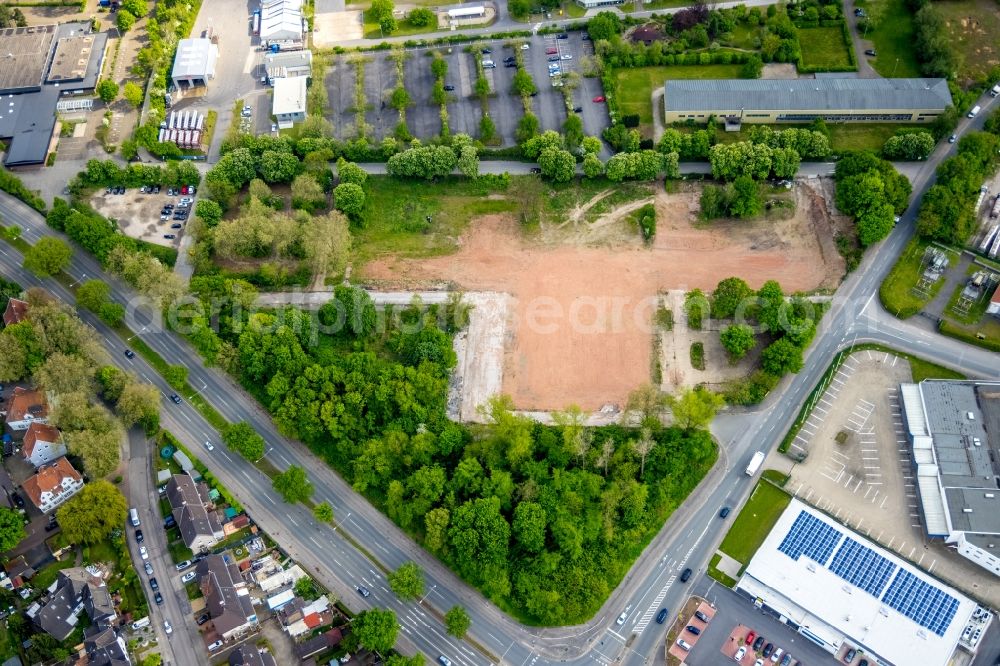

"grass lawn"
[825,123,899,152]
[355,176,519,265]
[729,23,761,49]
[33,557,77,590]
[798,26,854,70]
[706,553,738,588]
[85,541,119,567]
[168,539,194,565]
[543,179,653,224]
[864,0,921,78]
[908,356,966,382]
[612,64,744,129]
[0,620,19,662]
[933,0,1000,85]
[624,0,694,10]
[718,480,791,567]
[939,316,1000,352]
[879,239,950,318]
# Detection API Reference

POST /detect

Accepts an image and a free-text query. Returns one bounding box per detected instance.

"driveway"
[841,0,881,78]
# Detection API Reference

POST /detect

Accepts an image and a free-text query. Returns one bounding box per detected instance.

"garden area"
[610,64,744,128]
[797,26,854,70]
[716,479,790,567]
[859,0,921,78]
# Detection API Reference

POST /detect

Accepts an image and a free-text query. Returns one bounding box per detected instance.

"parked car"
[181,571,197,583]
[948,134,957,143]
[548,56,559,62]
[771,647,784,663]
[734,647,747,661]
[443,84,455,91]
[135,529,144,543]
[655,608,668,624]
[356,586,370,598]
[686,625,701,635]
[139,186,148,194]
[208,640,224,651]
[521,43,530,49]
[179,197,193,204]
[164,620,172,635]
[167,187,176,196]
[10,493,24,510]
[144,562,153,576]
[680,568,693,582]
[556,33,568,39]
[171,223,182,229]
[196,613,210,625]
[163,515,176,529]
[149,577,158,591]
[154,591,163,605]
[746,631,757,646]
[755,660,764,666]
[153,185,161,194]
[545,47,557,55]
[593,96,606,103]
[779,654,793,666]
[163,234,176,239]
[169,394,182,404]
[139,546,148,560]
[188,186,196,195]
[573,106,582,113]
[530,167,542,174]
[481,47,491,54]
[561,53,573,60]
[843,648,856,663]
[175,560,193,571]
[864,49,876,56]
[719,506,731,518]
[763,643,773,658]
[753,636,766,651]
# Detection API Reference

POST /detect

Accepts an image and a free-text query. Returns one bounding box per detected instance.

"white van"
[129,508,140,527]
[991,83,1000,97]
[968,105,981,118]
[676,639,692,651]
[131,616,150,630]
[481,59,496,69]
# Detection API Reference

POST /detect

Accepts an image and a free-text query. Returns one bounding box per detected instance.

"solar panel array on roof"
[777,510,842,565]
[881,569,959,636]
[829,537,897,598]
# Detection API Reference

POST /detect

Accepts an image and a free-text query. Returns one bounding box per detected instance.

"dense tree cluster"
[917,131,1000,245]
[700,176,763,220]
[605,150,679,182]
[881,131,935,161]
[834,151,912,246]
[709,142,800,181]
[56,481,128,545]
[746,126,831,160]
[912,3,962,79]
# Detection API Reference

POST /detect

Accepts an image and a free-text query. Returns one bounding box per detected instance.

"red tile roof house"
[4,387,49,432]
[2,298,28,327]
[22,422,66,468]
[22,457,84,513]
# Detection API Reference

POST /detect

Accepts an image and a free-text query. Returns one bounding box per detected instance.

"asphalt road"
[0,88,998,666]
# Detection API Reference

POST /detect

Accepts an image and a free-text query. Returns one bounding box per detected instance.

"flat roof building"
[663,78,952,125]
[263,49,312,82]
[260,0,303,42]
[899,380,1000,578]
[0,25,57,94]
[736,498,987,666]
[170,38,218,90]
[272,76,307,128]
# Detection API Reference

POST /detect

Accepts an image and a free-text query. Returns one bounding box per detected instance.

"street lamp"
[332,512,351,532]
[188,379,208,400]
[69,273,87,287]
[254,446,274,464]
[419,584,437,604]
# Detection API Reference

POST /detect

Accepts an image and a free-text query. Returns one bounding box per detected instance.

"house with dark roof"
[22,422,65,468]
[166,472,224,552]
[294,628,343,660]
[2,298,28,326]
[228,644,277,666]
[4,387,49,431]
[662,78,953,125]
[197,554,258,641]
[27,567,116,640]
[22,456,83,513]
[82,625,132,666]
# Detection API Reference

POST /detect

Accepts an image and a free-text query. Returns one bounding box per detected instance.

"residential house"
[22,457,84,513]
[82,625,132,666]
[27,567,116,641]
[294,628,343,660]
[2,298,27,326]
[4,387,49,431]
[4,556,34,588]
[228,644,277,666]
[278,595,332,638]
[272,76,307,128]
[22,422,66,468]
[987,284,999,316]
[197,554,258,641]
[255,561,307,593]
[166,472,224,552]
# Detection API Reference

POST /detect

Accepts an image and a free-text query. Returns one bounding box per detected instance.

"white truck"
[991,83,1000,97]
[745,451,765,476]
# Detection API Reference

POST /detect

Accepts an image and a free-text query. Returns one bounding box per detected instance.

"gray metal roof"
[664,78,952,112]
[171,38,217,80]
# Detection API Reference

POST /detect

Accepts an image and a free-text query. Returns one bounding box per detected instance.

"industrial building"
[662,78,953,125]
[574,0,624,8]
[0,23,107,166]
[736,499,990,666]
[170,38,219,89]
[260,0,304,43]
[263,49,313,83]
[272,76,307,128]
[899,380,1000,577]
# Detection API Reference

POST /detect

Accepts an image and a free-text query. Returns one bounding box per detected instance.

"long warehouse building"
[663,78,952,125]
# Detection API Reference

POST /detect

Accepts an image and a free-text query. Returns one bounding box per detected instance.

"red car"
[745,631,756,646]
[592,95,606,103]
[180,185,189,195]
[545,47,557,54]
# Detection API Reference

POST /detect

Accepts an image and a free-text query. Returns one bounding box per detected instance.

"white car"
[164,620,172,635]
[204,440,215,452]
[561,54,573,60]
[520,43,529,50]
[139,546,148,560]
[179,197,193,205]
[208,640,224,651]
[181,571,197,583]
[734,646,747,661]
[616,611,627,625]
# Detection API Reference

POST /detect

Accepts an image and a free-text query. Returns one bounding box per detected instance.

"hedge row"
[0,167,47,214]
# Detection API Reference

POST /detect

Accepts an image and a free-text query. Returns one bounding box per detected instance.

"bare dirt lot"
[362,180,844,411]
[90,190,188,250]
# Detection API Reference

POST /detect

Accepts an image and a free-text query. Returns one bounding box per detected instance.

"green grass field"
[706,553,738,587]
[863,0,921,78]
[933,0,1000,84]
[798,26,854,70]
[718,480,791,566]
[879,239,949,318]
[612,64,744,130]
[908,355,966,382]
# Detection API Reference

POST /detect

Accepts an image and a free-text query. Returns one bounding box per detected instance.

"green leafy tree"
[223,422,266,461]
[353,609,399,654]
[444,605,471,637]
[337,158,368,186]
[407,7,434,26]
[388,561,425,600]
[761,337,804,375]
[712,277,753,320]
[259,150,300,183]
[96,79,119,103]
[273,464,314,503]
[123,81,144,109]
[369,0,396,27]
[512,69,537,97]
[667,386,724,431]
[512,501,547,553]
[720,324,756,362]
[115,381,160,432]
[121,0,148,16]
[195,199,224,227]
[0,507,26,552]
[457,145,479,179]
[56,480,127,544]
[294,576,320,600]
[23,237,73,277]
[755,280,785,335]
[313,501,334,524]
[538,147,575,183]
[291,173,326,212]
[76,279,111,313]
[334,182,365,218]
[116,9,136,32]
[587,11,623,41]
[582,153,604,179]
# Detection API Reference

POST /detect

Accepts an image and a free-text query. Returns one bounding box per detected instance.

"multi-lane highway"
[0,88,998,666]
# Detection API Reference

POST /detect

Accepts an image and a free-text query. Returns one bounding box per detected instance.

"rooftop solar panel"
[777,510,842,565]
[882,569,959,636]
[828,537,896,598]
